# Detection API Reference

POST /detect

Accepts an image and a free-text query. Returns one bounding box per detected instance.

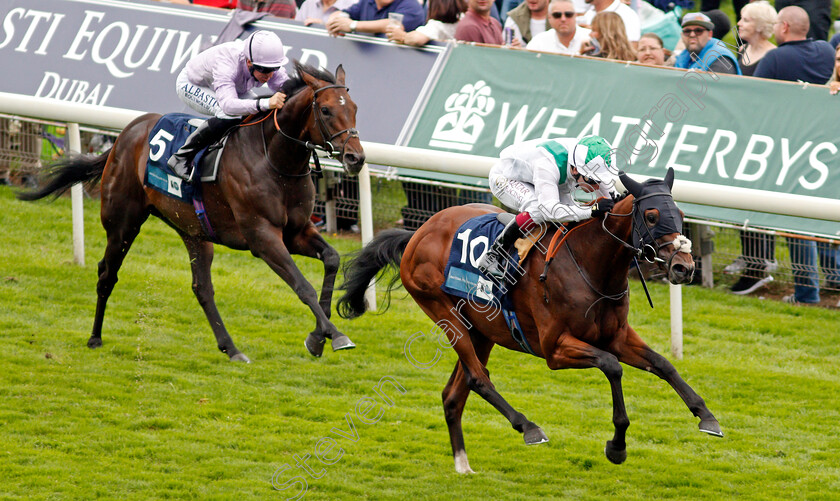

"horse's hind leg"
[613,328,722,437]
[420,299,547,449]
[288,225,354,351]
[182,236,249,363]
[442,334,495,474]
[89,201,149,348]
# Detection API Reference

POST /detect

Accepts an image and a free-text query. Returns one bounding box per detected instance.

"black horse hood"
[620,168,683,246]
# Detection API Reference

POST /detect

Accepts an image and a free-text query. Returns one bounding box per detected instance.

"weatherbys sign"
[406,44,840,234]
[0,0,443,144]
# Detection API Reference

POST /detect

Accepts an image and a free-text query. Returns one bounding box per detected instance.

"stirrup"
[167,155,195,183]
[478,249,505,279]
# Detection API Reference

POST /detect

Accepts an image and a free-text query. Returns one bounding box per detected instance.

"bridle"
[601,192,691,269]
[267,83,360,176]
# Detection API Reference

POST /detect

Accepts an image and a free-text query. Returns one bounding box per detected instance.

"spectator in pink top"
[455,0,503,44]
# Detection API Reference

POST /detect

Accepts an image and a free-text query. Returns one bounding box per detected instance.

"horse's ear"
[296,61,323,91]
[664,167,675,190]
[619,171,642,197]
[335,64,346,86]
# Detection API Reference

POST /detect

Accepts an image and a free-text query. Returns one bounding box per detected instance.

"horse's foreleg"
[612,328,722,437]
[251,232,350,357]
[182,237,249,363]
[547,333,629,464]
[442,334,495,474]
[90,200,148,349]
[288,226,339,320]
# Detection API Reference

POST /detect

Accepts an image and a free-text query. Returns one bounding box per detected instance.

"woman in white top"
[386,0,465,46]
[736,1,776,77]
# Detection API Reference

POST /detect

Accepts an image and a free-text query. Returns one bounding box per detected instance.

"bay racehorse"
[19,62,364,362]
[337,168,721,472]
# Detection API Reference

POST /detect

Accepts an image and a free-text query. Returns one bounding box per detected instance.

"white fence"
[5,92,840,358]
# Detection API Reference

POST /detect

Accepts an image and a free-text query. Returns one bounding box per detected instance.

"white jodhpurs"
[489,159,551,224]
[175,69,238,119]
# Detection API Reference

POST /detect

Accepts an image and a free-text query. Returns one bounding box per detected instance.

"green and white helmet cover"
[569,135,616,185]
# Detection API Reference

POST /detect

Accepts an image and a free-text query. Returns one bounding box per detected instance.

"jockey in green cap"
[478,135,620,279]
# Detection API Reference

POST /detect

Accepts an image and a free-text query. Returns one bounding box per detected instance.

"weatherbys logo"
[429,80,495,152]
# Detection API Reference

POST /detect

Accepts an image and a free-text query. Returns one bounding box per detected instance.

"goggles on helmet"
[251,63,279,74]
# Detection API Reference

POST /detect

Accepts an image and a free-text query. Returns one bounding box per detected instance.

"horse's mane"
[281,60,336,98]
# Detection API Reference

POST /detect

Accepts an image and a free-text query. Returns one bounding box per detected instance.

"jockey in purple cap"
[168,30,290,182]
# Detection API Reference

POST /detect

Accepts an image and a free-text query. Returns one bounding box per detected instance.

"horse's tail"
[16,149,110,201]
[337,228,415,319]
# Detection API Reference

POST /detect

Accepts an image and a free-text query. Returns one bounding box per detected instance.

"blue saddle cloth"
[441,214,538,356]
[143,113,210,203]
[441,214,515,305]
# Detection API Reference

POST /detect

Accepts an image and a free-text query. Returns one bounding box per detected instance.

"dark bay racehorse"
[19,62,364,362]
[338,168,721,472]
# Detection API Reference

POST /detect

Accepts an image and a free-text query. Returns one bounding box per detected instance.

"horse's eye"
[646,212,658,225]
[320,106,331,116]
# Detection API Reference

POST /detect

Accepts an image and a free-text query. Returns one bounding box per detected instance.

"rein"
[538,218,629,313]
[240,83,360,177]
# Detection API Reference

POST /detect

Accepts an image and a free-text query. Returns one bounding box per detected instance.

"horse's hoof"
[605,440,627,464]
[87,337,102,349]
[454,450,474,474]
[523,427,549,445]
[229,353,251,363]
[699,419,724,437]
[455,464,475,475]
[305,333,325,358]
[331,334,356,352]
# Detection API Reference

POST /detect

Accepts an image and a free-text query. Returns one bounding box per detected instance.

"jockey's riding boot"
[167,117,238,183]
[478,218,522,279]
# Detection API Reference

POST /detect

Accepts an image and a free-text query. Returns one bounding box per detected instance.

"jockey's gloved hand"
[590,197,615,218]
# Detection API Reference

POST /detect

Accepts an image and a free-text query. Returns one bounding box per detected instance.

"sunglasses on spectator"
[551,11,576,19]
[682,27,708,36]
[251,64,280,74]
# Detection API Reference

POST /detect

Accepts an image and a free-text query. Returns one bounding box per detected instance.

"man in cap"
[674,12,741,74]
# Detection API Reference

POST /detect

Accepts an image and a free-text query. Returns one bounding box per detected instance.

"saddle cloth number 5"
[149,129,175,162]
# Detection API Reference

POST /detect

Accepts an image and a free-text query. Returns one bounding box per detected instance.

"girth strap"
[191,183,219,244]
[503,308,537,356]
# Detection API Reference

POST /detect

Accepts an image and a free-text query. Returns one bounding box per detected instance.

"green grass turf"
[1,185,838,500]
